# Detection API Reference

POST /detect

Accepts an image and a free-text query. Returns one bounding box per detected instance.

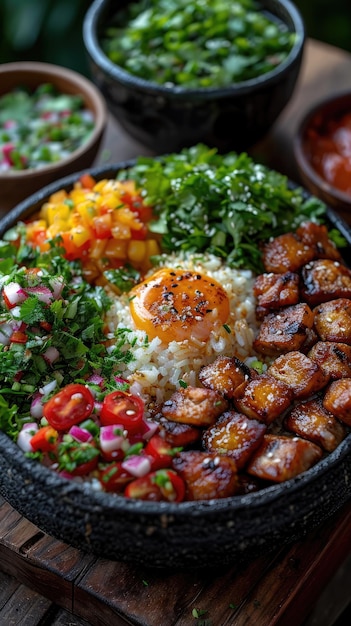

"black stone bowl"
[1,163,351,570]
[83,0,305,154]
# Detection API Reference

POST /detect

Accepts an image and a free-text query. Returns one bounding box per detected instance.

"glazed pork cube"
[262,232,316,273]
[198,355,255,399]
[253,303,314,356]
[247,434,323,482]
[323,378,351,426]
[296,221,342,261]
[172,450,238,500]
[253,271,300,316]
[284,396,346,452]
[202,410,267,470]
[313,298,351,344]
[300,259,351,306]
[161,386,228,427]
[267,351,330,399]
[233,373,293,424]
[308,341,351,379]
[149,411,201,447]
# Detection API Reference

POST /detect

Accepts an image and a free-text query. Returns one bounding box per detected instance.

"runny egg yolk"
[129,267,230,343]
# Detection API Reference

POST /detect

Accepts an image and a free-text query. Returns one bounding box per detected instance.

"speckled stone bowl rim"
[83,0,305,98]
[1,160,351,520]
[293,91,351,210]
[0,61,107,183]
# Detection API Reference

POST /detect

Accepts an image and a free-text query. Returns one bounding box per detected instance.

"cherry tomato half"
[43,383,95,431]
[124,469,185,502]
[144,435,177,471]
[100,391,144,434]
[99,462,134,493]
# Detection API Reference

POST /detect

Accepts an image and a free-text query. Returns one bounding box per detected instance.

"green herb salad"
[0,83,94,171]
[102,0,297,88]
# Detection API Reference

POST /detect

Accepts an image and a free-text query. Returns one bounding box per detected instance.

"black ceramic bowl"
[1,162,351,570]
[83,0,305,153]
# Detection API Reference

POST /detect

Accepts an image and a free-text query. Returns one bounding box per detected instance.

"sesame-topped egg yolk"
[129,267,230,343]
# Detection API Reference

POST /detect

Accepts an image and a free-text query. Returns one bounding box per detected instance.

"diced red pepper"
[30,425,59,453]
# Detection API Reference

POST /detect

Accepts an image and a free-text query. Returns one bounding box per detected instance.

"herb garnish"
[123,145,327,273]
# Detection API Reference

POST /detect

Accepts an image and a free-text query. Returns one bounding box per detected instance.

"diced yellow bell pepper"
[128,240,146,263]
[104,239,128,259]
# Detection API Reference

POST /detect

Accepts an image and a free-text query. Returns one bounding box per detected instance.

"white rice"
[105,252,258,406]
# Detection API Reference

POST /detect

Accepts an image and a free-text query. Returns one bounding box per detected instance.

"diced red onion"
[43,346,60,364]
[140,419,159,441]
[25,285,53,304]
[100,425,126,453]
[17,423,38,452]
[69,425,93,443]
[49,277,64,299]
[30,393,44,419]
[87,373,104,386]
[0,322,13,346]
[121,454,152,477]
[3,282,28,307]
[39,379,57,396]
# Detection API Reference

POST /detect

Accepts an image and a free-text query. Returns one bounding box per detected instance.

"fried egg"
[129,267,230,343]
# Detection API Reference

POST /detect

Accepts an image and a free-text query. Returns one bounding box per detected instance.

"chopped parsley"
[123,144,327,273]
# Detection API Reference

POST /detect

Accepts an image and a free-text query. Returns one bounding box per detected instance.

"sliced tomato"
[144,435,177,471]
[100,391,144,434]
[43,383,95,431]
[30,425,59,452]
[99,461,134,492]
[124,469,185,502]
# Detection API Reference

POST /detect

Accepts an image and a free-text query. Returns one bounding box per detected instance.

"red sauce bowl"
[293,92,351,222]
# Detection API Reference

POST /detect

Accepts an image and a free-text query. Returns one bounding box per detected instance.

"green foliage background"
[0,0,350,77]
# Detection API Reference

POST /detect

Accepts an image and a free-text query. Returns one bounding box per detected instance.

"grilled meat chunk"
[308,341,351,379]
[148,410,201,448]
[267,351,329,399]
[284,396,346,452]
[198,355,255,399]
[161,386,228,427]
[172,450,238,500]
[313,298,351,344]
[247,434,323,482]
[296,221,342,261]
[262,232,316,273]
[253,303,315,356]
[202,410,267,470]
[323,378,351,426]
[300,259,351,306]
[253,271,300,315]
[232,373,293,424]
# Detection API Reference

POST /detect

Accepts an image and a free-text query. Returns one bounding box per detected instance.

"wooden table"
[2,39,351,626]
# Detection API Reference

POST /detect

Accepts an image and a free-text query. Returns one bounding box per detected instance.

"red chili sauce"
[305,110,351,196]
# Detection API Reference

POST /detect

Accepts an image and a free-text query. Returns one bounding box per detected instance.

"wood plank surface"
[1,492,351,626]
